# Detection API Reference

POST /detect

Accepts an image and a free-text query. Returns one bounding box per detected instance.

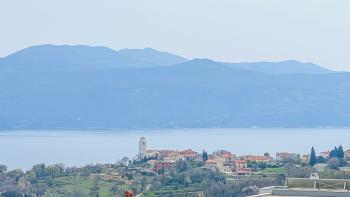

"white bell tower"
[139,137,147,160]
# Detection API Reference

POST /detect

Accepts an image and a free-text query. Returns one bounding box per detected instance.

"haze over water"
[1,128,349,170]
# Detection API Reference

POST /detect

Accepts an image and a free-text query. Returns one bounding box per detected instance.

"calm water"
[0,128,349,170]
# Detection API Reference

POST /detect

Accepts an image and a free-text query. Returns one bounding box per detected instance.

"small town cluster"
[133,137,350,175]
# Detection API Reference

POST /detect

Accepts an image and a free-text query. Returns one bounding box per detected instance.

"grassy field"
[259,167,287,173]
[42,175,203,197]
[43,175,129,196]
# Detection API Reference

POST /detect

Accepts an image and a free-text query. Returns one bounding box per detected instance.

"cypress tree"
[309,147,317,166]
[330,147,338,158]
[202,150,208,162]
[338,145,344,158]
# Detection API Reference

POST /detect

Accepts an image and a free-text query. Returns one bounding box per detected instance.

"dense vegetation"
[0,160,281,197]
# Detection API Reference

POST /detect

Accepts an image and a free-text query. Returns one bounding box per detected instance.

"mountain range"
[0,44,349,129]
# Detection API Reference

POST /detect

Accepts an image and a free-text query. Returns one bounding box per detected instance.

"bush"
[240,185,259,196]
[327,158,347,170]
[1,191,23,197]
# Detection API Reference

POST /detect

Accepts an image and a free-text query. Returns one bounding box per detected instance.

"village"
[127,137,350,176]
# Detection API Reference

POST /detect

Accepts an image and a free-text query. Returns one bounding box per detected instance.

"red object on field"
[125,190,133,197]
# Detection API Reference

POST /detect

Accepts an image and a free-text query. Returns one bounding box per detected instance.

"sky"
[1,0,350,71]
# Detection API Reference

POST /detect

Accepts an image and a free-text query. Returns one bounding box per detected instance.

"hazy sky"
[1,0,350,71]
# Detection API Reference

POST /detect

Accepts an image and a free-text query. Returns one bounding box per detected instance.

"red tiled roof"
[205,159,217,164]
[235,160,247,164]
[222,152,233,158]
[245,155,272,161]
[160,150,179,157]
[147,160,157,164]
[180,149,198,155]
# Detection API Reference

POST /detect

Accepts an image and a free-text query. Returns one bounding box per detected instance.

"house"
[210,152,235,173]
[179,149,198,161]
[159,150,179,162]
[345,149,350,160]
[302,154,310,163]
[204,159,218,169]
[213,151,235,164]
[222,152,235,164]
[234,159,251,175]
[212,150,233,157]
[244,155,273,163]
[146,150,160,159]
[146,159,157,169]
[276,152,297,162]
[319,150,330,159]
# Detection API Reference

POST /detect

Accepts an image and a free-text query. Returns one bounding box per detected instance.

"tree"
[130,184,139,195]
[316,156,326,163]
[68,192,85,197]
[31,164,46,178]
[202,150,208,162]
[258,162,267,170]
[32,182,49,197]
[1,191,23,197]
[263,152,270,157]
[109,184,119,195]
[140,177,147,191]
[176,160,191,173]
[27,172,37,184]
[330,147,338,158]
[328,158,340,170]
[6,169,24,182]
[184,176,192,187]
[338,145,344,158]
[240,186,259,196]
[286,163,313,178]
[0,164,7,174]
[309,147,317,166]
[46,164,64,177]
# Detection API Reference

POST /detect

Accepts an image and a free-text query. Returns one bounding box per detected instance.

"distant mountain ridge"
[0,44,333,74]
[1,44,348,130]
[228,60,331,74]
[0,45,188,70]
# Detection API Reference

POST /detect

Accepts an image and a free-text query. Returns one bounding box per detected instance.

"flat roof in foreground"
[254,186,350,197]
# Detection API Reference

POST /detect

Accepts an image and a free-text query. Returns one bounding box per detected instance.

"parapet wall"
[272,189,350,197]
[286,178,350,190]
